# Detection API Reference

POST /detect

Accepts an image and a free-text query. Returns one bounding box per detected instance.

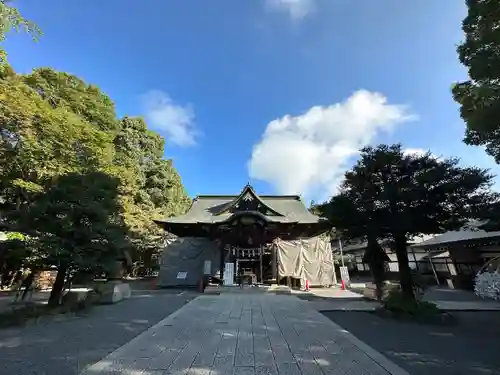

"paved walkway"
[80,294,409,375]
[295,287,500,311]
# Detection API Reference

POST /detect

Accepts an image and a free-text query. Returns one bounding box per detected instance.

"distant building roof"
[335,235,435,253]
[414,221,500,248]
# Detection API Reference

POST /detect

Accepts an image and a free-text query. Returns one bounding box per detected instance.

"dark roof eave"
[416,235,500,249]
[153,217,330,227]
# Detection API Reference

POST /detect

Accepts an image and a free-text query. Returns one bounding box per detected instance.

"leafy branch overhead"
[0,1,41,75]
[452,0,500,162]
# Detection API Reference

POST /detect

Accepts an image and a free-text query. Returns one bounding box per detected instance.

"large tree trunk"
[393,234,415,301]
[48,264,68,307]
[365,236,387,301]
[21,272,35,301]
[0,248,6,285]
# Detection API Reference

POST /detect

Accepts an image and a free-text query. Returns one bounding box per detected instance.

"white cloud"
[403,147,445,160]
[403,148,428,157]
[141,90,199,147]
[248,90,416,200]
[265,0,315,20]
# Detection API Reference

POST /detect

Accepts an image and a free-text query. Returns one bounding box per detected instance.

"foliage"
[0,1,41,76]
[452,0,500,162]
[382,290,440,317]
[113,116,191,266]
[0,69,190,300]
[23,68,118,132]
[322,144,495,301]
[0,3,190,295]
[0,76,114,213]
[475,271,500,300]
[26,172,131,271]
[22,172,133,305]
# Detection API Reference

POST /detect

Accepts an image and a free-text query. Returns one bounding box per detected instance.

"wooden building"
[154,184,332,287]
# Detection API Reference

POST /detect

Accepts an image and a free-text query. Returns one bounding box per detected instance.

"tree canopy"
[0,10,191,300]
[320,144,495,300]
[452,0,500,161]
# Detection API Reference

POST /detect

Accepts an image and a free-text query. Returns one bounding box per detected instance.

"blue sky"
[4,0,499,201]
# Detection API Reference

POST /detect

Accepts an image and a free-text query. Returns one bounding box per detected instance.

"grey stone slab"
[233,367,256,375]
[253,337,275,367]
[141,349,183,371]
[255,365,278,375]
[218,336,239,357]
[234,351,254,367]
[275,361,302,375]
[271,346,296,364]
[211,355,235,375]
[186,365,212,375]
[296,360,326,375]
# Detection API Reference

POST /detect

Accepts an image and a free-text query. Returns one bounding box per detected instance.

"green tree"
[323,144,494,301]
[0,1,41,76]
[113,116,190,271]
[452,0,500,161]
[1,64,190,286]
[0,76,114,231]
[23,68,118,132]
[25,172,131,306]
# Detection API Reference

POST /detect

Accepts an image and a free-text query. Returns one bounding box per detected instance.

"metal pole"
[339,238,345,267]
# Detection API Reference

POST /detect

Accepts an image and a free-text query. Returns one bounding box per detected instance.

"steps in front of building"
[204,285,292,295]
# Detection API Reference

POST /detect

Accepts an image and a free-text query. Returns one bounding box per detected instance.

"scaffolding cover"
[157,237,221,287]
[274,236,334,286]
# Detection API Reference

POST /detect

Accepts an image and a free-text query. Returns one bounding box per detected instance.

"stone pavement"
[80,294,409,375]
[296,287,500,311]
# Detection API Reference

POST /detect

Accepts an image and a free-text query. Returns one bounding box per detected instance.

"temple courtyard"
[0,289,499,375]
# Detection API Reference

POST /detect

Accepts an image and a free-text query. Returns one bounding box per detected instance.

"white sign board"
[203,260,212,275]
[223,262,235,286]
[339,266,350,285]
[176,272,188,280]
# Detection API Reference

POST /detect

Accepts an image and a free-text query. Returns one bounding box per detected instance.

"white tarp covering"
[274,236,334,287]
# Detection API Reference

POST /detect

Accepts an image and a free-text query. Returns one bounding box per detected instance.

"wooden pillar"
[412,247,419,271]
[219,243,225,282]
[272,246,277,284]
[259,245,263,284]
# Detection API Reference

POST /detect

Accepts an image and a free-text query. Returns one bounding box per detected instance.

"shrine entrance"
[227,246,266,285]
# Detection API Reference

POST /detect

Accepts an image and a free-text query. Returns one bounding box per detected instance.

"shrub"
[475,271,500,301]
[383,290,440,317]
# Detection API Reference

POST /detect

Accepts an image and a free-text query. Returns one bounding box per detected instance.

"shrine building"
[154,184,334,288]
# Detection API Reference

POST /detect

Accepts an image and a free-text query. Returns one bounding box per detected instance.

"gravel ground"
[323,310,500,375]
[0,290,195,375]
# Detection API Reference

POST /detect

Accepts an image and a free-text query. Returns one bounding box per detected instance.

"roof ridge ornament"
[213,184,284,216]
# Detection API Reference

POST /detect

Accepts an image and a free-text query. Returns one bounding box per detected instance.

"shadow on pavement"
[323,310,500,375]
[0,292,194,375]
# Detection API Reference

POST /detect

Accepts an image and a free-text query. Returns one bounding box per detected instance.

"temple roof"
[154,184,327,226]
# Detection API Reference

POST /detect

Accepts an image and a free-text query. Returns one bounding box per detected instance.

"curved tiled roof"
[154,185,327,225]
